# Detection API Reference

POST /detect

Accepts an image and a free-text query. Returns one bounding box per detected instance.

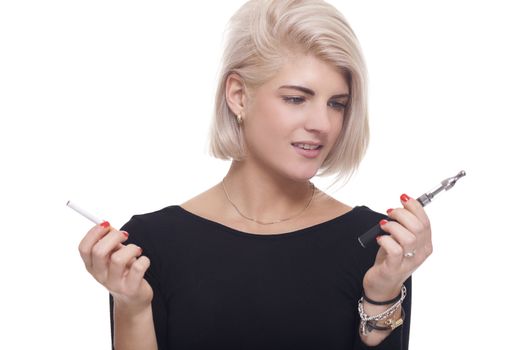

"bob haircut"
[209,0,369,185]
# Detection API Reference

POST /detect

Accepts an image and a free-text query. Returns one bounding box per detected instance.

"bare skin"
[180,179,352,236]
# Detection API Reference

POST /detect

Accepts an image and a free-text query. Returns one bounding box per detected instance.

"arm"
[359,194,431,347]
[113,300,157,350]
[359,298,403,346]
[78,221,157,350]
[356,277,411,348]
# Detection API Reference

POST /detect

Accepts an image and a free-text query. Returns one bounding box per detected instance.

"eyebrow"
[278,85,350,99]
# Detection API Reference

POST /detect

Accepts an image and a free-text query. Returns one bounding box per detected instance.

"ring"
[404,250,416,258]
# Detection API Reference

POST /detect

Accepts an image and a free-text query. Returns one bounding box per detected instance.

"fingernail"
[376,235,381,241]
[100,221,110,228]
[386,208,393,214]
[122,231,129,238]
[379,219,389,226]
[400,194,411,202]
[138,247,143,255]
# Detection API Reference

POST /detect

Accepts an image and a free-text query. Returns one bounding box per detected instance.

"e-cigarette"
[358,170,466,248]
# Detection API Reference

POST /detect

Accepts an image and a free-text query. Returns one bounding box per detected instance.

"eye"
[282,96,306,105]
[328,100,348,111]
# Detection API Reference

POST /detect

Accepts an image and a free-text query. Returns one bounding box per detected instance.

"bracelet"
[358,284,407,336]
[363,289,402,305]
[365,308,405,333]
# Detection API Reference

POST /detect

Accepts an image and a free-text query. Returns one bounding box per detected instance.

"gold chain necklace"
[221,178,316,225]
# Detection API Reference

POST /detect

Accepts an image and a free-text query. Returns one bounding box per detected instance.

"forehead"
[263,53,349,94]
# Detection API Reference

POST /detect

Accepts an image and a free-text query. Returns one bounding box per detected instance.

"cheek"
[249,99,296,134]
[324,116,345,152]
[327,114,344,141]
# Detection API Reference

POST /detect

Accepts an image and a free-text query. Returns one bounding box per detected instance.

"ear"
[225,73,246,115]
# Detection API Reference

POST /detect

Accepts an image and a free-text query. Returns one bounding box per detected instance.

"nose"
[304,103,332,134]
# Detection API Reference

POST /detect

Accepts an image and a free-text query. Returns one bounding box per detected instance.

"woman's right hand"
[78,221,153,314]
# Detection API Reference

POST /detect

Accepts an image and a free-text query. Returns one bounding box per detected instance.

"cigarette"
[66,200,104,225]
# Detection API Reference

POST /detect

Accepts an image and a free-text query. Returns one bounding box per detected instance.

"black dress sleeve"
[109,215,169,350]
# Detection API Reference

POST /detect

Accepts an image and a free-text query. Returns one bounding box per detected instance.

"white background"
[1,0,523,348]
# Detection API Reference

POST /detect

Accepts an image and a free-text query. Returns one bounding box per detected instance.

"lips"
[291,142,323,158]
[291,142,323,150]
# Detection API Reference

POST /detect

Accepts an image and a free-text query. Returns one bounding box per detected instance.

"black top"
[110,205,411,350]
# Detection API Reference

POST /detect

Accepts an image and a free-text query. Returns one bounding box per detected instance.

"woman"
[78,1,432,349]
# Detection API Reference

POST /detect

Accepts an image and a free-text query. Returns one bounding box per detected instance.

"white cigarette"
[66,200,104,225]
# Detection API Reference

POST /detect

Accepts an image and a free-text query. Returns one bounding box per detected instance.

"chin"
[284,166,320,182]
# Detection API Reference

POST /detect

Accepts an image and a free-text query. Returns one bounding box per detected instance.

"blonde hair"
[209,0,369,185]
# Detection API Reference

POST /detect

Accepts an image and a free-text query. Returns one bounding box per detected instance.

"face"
[241,54,349,181]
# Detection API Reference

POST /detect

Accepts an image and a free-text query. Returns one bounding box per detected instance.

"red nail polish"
[379,219,389,226]
[386,208,393,214]
[100,221,110,228]
[400,194,411,202]
[122,231,129,238]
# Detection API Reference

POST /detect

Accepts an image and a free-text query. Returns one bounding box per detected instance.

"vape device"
[358,170,466,248]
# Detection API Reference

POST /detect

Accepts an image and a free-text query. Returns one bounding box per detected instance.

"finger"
[388,203,434,261]
[387,207,426,238]
[78,221,112,269]
[400,194,431,230]
[123,257,138,278]
[125,256,151,292]
[91,230,130,282]
[381,219,417,253]
[107,244,143,285]
[375,232,404,269]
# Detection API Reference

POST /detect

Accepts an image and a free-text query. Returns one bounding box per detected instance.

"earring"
[236,113,243,125]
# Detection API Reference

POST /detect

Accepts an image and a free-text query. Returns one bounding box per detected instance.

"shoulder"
[119,205,191,248]
[331,201,387,236]
[121,206,179,229]
[119,184,223,239]
[351,205,388,223]
[179,183,225,222]
[309,191,386,227]
[116,184,223,243]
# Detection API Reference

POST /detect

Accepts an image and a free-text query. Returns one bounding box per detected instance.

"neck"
[223,160,315,225]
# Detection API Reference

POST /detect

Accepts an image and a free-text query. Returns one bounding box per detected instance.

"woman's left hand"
[363,194,433,300]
